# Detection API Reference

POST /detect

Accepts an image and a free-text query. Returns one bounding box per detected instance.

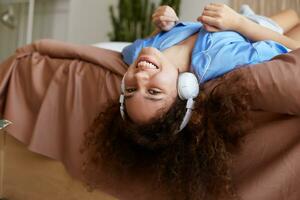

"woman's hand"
[197,3,243,32]
[152,5,179,31]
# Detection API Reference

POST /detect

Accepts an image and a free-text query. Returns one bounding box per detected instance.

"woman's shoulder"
[122,39,145,65]
[122,21,202,65]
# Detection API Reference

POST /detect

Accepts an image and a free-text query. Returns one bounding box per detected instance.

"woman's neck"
[162,33,198,72]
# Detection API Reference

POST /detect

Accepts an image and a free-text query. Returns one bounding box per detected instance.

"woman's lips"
[136,56,159,69]
[137,61,158,70]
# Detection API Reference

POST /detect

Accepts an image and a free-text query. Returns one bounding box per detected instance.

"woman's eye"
[148,89,161,95]
[126,88,136,93]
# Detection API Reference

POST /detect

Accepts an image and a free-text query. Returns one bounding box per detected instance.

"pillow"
[93,42,132,52]
[211,49,300,116]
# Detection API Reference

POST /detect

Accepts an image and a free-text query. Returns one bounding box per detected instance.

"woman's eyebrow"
[144,96,164,101]
[124,95,163,101]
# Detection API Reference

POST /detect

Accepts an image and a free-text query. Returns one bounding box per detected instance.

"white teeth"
[137,61,157,69]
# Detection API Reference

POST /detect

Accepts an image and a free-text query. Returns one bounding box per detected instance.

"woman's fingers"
[152,10,179,22]
[203,24,220,32]
[153,15,177,27]
[152,14,177,31]
[152,13,178,22]
[155,5,177,15]
[152,11,176,19]
[202,9,220,18]
[152,5,178,31]
[152,6,177,19]
[199,3,224,26]
[198,3,242,31]
[198,15,220,27]
[203,4,220,12]
[159,21,176,31]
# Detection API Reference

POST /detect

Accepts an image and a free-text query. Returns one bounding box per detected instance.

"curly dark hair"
[81,73,252,200]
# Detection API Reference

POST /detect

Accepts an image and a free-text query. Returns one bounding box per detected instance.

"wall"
[0,0,230,61]
[67,0,118,44]
[66,0,229,44]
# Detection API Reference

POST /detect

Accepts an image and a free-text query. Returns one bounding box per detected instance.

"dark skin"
[82,73,252,200]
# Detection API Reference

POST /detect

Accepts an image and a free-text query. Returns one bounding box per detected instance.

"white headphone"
[119,72,199,133]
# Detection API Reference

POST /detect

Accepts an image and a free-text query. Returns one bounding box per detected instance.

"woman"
[121,3,297,126]
[83,4,300,200]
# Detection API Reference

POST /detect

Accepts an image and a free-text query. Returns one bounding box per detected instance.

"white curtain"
[231,0,300,16]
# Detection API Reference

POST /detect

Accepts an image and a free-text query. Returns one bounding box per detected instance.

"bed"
[0,39,300,200]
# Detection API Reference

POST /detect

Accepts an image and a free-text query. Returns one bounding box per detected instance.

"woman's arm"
[237,17,300,50]
[198,3,300,50]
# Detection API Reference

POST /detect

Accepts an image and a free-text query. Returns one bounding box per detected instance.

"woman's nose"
[135,71,150,81]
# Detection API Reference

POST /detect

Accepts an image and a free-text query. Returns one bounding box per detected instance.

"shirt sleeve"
[252,40,290,61]
[194,35,288,83]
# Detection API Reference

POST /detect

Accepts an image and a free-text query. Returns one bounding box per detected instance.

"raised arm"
[198,3,300,50]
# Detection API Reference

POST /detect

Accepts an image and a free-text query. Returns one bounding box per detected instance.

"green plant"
[108,0,181,42]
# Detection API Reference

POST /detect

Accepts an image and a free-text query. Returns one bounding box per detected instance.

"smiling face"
[124,47,179,124]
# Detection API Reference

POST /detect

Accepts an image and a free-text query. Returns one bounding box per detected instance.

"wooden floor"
[0,131,117,200]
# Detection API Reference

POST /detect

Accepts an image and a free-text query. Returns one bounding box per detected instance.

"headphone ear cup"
[177,72,199,100]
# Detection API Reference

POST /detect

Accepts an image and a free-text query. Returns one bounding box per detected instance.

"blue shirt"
[122,22,288,83]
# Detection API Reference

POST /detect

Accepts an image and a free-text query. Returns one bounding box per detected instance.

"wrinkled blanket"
[1,39,300,200]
